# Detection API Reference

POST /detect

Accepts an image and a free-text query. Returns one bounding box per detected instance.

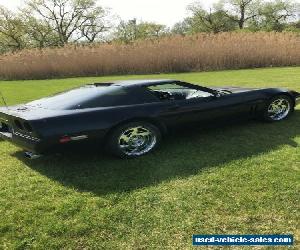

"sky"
[0,0,218,27]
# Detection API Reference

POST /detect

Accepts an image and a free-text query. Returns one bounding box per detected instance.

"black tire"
[263,95,294,122]
[106,121,161,158]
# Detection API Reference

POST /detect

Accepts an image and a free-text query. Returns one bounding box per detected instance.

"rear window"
[28,85,143,110]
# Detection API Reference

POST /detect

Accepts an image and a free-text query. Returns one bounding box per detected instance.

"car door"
[146,82,260,126]
[145,83,214,125]
[158,96,216,125]
[159,90,260,126]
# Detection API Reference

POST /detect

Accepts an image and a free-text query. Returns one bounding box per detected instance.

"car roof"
[94,79,179,87]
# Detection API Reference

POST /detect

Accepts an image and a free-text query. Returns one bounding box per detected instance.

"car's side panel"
[0,86,298,155]
[32,88,293,142]
[33,103,166,143]
[150,90,269,126]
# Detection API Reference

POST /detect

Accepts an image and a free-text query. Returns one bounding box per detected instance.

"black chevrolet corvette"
[0,79,299,158]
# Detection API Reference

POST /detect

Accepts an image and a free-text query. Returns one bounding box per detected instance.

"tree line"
[0,0,299,53]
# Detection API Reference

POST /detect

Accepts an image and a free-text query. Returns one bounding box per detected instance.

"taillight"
[59,136,72,144]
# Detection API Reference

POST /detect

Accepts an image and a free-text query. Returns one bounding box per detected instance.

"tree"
[22,16,60,48]
[114,19,167,43]
[171,20,190,35]
[138,22,167,38]
[186,3,238,33]
[284,20,300,32]
[0,6,27,51]
[114,19,137,43]
[25,0,111,45]
[221,0,262,29]
[79,7,111,43]
[258,0,297,31]
[171,2,237,35]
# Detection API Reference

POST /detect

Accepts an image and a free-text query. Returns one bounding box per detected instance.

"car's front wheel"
[107,122,161,158]
[263,95,293,122]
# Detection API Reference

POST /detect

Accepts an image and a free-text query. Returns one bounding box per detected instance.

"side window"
[147,83,213,101]
[148,83,187,91]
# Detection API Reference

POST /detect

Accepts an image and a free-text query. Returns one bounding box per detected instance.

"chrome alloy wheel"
[118,126,157,156]
[267,98,291,121]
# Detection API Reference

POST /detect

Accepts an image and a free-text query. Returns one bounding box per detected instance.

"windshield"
[27,85,131,110]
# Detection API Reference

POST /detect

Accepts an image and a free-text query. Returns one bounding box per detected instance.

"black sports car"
[0,79,299,158]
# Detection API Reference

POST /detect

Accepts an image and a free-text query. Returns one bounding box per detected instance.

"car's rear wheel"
[263,95,293,122]
[107,122,161,158]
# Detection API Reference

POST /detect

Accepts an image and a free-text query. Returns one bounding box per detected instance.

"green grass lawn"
[0,67,299,249]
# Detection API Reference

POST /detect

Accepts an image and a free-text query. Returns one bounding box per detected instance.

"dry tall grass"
[0,32,299,80]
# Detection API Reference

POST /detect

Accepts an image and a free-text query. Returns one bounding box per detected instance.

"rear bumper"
[0,130,101,154]
[0,130,45,153]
